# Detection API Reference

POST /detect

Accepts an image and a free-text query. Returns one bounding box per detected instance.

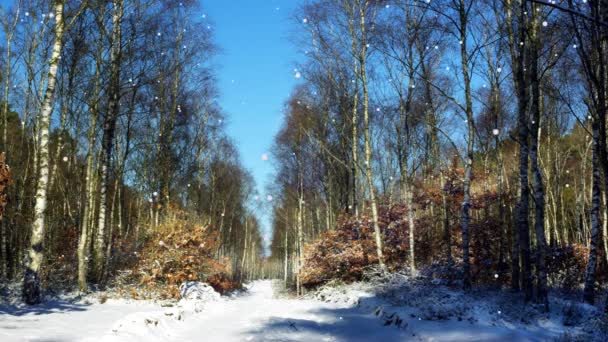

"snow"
[179,282,220,302]
[307,272,605,341]
[1,279,605,341]
[0,298,160,342]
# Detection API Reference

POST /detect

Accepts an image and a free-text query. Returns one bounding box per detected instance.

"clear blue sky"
[203,0,301,245]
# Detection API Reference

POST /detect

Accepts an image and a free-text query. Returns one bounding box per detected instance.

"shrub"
[206,273,242,295]
[300,206,410,288]
[124,218,234,299]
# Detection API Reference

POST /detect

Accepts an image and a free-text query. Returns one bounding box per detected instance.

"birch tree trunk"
[284,222,289,284]
[441,171,452,265]
[584,116,601,305]
[529,7,548,310]
[23,0,65,305]
[458,0,474,290]
[358,1,386,273]
[348,6,359,218]
[93,0,123,283]
[77,31,103,291]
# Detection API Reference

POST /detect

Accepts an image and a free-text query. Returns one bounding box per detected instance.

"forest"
[0,0,608,341]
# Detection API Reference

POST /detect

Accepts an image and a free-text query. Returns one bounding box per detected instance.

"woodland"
[0,0,606,333]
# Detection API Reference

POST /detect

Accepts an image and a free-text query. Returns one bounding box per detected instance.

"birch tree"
[23,0,68,305]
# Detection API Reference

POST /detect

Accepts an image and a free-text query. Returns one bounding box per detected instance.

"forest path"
[1,280,550,341]
[0,280,406,342]
[170,280,408,342]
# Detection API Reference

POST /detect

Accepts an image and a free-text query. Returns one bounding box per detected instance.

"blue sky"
[203,0,302,243]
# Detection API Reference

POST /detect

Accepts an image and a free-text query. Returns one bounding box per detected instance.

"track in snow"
[2,280,558,341]
[172,280,408,342]
[0,281,407,342]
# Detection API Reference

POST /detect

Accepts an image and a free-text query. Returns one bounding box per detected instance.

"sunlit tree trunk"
[23,0,65,305]
[358,1,386,273]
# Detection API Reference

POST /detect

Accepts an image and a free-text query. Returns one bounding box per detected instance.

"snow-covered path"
[0,280,586,341]
[172,280,408,342]
[0,281,407,342]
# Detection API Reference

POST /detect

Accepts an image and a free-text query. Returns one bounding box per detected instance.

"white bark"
[23,0,65,305]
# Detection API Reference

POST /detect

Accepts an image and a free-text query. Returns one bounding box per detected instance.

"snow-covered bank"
[1,279,607,341]
[307,272,608,341]
[0,297,161,342]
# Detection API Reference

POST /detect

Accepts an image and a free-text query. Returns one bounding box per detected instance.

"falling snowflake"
[267,195,273,202]
[261,153,269,161]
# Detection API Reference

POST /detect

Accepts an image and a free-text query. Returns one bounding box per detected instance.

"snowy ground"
[1,278,606,341]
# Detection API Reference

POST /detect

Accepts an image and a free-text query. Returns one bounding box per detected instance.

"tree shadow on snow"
[0,299,90,316]
[241,305,408,342]
[240,302,553,342]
